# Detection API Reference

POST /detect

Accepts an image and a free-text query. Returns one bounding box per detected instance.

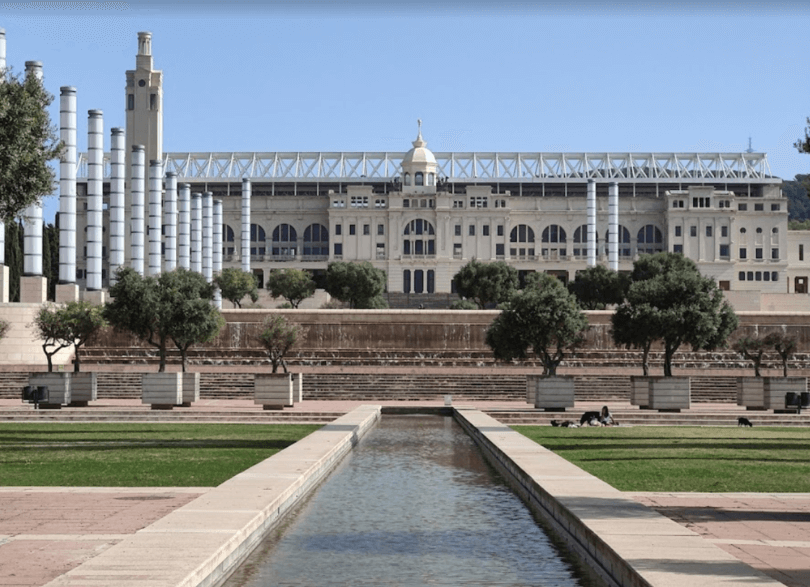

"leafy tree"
[612,252,738,377]
[732,335,769,378]
[325,261,387,309]
[257,315,302,373]
[567,265,629,310]
[0,68,63,222]
[453,259,518,309]
[212,267,258,309]
[62,301,107,373]
[449,298,478,310]
[764,332,798,378]
[0,317,9,341]
[782,175,810,222]
[43,221,59,301]
[32,303,73,372]
[485,273,588,376]
[105,267,221,372]
[4,220,22,302]
[266,268,316,309]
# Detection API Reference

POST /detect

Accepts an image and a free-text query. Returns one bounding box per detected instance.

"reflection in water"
[226,415,594,587]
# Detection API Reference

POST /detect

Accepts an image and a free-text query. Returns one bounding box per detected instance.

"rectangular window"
[453,199,464,208]
[150,93,157,110]
[363,224,370,235]
[764,271,771,281]
[771,203,781,211]
[377,224,384,235]
[334,243,342,256]
[721,226,728,238]
[755,203,764,211]
[349,224,356,236]
[675,226,682,237]
[739,271,745,281]
[453,243,462,258]
[747,271,754,281]
[673,244,683,254]
[756,248,763,259]
[720,244,730,258]
[496,243,504,256]
[483,225,490,236]
[335,224,342,236]
[740,248,747,259]
[801,244,805,261]
[127,94,134,110]
[469,225,475,236]
[454,224,461,236]
[690,226,697,237]
[403,199,410,208]
[497,225,504,237]
[772,248,779,260]
[738,203,748,211]
[706,226,712,237]
[772,271,779,281]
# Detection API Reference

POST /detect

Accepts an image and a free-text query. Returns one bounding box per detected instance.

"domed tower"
[400,120,437,195]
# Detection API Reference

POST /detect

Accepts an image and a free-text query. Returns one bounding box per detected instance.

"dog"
[551,420,576,428]
[738,416,753,427]
[580,411,601,426]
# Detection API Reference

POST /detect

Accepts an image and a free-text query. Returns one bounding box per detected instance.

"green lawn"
[0,423,320,487]
[515,426,810,493]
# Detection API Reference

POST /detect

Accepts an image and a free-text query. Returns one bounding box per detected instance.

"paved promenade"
[0,399,808,586]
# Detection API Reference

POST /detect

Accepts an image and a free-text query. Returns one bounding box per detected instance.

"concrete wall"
[0,304,73,367]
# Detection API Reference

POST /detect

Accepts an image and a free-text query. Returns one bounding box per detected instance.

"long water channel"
[225,414,600,586]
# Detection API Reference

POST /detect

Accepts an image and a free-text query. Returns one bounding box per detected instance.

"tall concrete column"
[163,172,177,272]
[178,184,190,270]
[191,193,202,273]
[148,160,163,277]
[86,110,104,292]
[57,87,78,290]
[130,145,146,275]
[202,191,213,282]
[241,178,251,273]
[608,182,619,271]
[0,28,6,73]
[213,199,223,309]
[587,179,596,268]
[109,128,125,285]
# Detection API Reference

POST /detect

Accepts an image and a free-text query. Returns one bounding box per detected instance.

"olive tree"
[453,259,518,309]
[764,332,798,378]
[485,273,588,376]
[31,302,106,373]
[31,303,72,372]
[567,265,629,310]
[266,268,316,309]
[257,315,302,373]
[732,335,770,378]
[212,267,258,309]
[325,261,387,309]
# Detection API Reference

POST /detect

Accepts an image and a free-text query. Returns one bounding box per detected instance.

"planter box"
[648,377,690,412]
[526,375,542,404]
[255,373,294,410]
[142,373,183,410]
[70,373,97,407]
[29,373,72,408]
[291,373,303,403]
[763,377,807,411]
[532,375,575,411]
[630,376,654,409]
[736,377,765,410]
[181,373,200,407]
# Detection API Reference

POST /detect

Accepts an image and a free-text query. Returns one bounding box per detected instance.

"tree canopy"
[612,252,738,377]
[31,301,106,372]
[764,331,798,378]
[105,267,222,372]
[452,259,518,309]
[257,315,302,373]
[212,267,259,308]
[0,68,63,222]
[266,268,316,309]
[325,261,387,309]
[567,265,629,310]
[485,273,588,376]
[732,335,769,377]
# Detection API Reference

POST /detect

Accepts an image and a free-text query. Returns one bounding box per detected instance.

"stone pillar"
[163,172,177,272]
[130,145,145,275]
[587,179,596,268]
[178,184,190,270]
[56,87,79,303]
[86,110,103,291]
[202,191,213,282]
[608,181,619,271]
[241,178,251,272]
[213,199,223,308]
[147,160,163,277]
[109,127,125,285]
[191,193,202,273]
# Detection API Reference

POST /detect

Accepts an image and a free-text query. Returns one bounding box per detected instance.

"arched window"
[572,225,597,258]
[223,224,235,256]
[272,223,297,258]
[542,224,566,243]
[403,218,435,256]
[541,224,567,260]
[428,173,435,186]
[637,224,663,255]
[510,224,535,259]
[415,172,424,186]
[605,226,632,257]
[404,172,411,186]
[250,223,265,256]
[303,224,329,257]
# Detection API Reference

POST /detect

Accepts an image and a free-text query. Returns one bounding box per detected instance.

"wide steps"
[486,410,810,427]
[0,408,342,424]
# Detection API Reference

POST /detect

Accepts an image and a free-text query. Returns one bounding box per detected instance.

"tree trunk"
[158,344,167,373]
[44,344,53,372]
[641,343,651,377]
[73,344,80,373]
[180,349,187,373]
[664,345,675,377]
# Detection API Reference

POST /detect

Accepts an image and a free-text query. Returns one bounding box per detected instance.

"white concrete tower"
[130,145,146,275]
[241,178,251,273]
[125,32,163,264]
[109,128,126,284]
[213,199,223,308]
[22,62,44,278]
[147,160,163,277]
[58,87,78,286]
[202,191,213,281]
[608,182,619,271]
[191,193,202,273]
[178,184,191,269]
[163,172,177,272]
[86,110,104,291]
[587,180,596,268]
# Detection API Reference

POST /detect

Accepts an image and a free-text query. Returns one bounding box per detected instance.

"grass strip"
[0,423,320,487]
[515,426,810,493]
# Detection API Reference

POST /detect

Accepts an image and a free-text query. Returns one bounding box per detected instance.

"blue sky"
[2,1,810,221]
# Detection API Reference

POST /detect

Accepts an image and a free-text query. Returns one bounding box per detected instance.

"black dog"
[738,417,753,427]
[580,411,601,426]
[551,420,575,428]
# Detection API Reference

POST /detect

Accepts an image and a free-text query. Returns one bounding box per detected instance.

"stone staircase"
[0,407,342,424]
[484,409,810,427]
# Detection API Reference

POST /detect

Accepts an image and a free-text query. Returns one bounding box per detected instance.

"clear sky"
[2,0,810,222]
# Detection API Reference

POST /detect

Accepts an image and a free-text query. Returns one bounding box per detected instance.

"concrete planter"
[763,377,807,411]
[532,375,575,411]
[254,373,294,410]
[291,373,303,403]
[736,377,765,410]
[648,377,690,412]
[70,373,98,407]
[181,372,200,407]
[629,376,655,409]
[526,374,542,404]
[28,372,71,409]
[142,373,183,410]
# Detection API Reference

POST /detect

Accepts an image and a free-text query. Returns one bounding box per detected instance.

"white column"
[241,178,251,273]
[130,145,146,275]
[191,192,202,273]
[86,110,104,290]
[163,172,177,272]
[608,182,619,271]
[109,128,125,284]
[213,199,223,309]
[22,61,44,278]
[202,191,213,281]
[178,184,191,270]
[58,87,77,283]
[587,179,596,268]
[0,28,6,73]
[148,160,163,277]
